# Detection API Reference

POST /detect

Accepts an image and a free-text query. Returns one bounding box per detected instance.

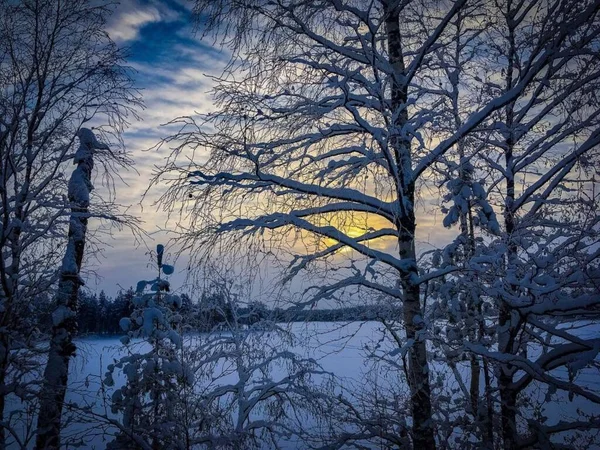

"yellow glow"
[308,212,396,255]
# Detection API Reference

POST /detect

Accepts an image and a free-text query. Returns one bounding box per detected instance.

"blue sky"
[86,0,228,297]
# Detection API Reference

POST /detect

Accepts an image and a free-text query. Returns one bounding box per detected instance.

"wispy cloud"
[106,6,161,43]
[93,1,453,299]
[86,1,229,296]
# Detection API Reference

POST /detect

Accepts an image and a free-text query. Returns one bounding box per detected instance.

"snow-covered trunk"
[498,186,519,450]
[465,210,494,445]
[446,12,487,433]
[458,195,494,444]
[36,129,102,449]
[498,22,519,449]
[463,209,483,425]
[460,176,491,442]
[482,355,494,444]
[454,113,485,438]
[498,161,519,450]
[385,4,435,449]
[398,216,436,450]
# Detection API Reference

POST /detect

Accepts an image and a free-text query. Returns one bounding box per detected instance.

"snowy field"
[59,322,381,449]
[7,321,599,449]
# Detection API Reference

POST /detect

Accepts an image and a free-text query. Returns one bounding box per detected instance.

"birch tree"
[479,1,600,448]
[36,129,109,449]
[0,0,140,447]
[428,0,600,447]
[153,0,598,447]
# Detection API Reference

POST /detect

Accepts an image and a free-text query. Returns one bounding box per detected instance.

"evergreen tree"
[98,290,110,334]
[78,292,99,334]
[105,245,191,448]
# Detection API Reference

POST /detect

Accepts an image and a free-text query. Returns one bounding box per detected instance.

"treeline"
[71,289,192,335]
[77,289,135,334]
[66,290,399,335]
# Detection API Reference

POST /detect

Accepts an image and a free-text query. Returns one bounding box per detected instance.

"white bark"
[35,129,106,449]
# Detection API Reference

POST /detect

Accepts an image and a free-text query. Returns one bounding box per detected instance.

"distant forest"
[50,290,400,335]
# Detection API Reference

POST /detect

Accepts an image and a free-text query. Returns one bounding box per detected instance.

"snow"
[76,128,109,153]
[59,241,79,274]
[119,318,132,332]
[51,305,74,327]
[161,264,174,275]
[6,321,598,449]
[141,307,164,336]
[67,167,92,205]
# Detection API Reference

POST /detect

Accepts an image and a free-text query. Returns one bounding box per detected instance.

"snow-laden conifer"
[105,245,192,449]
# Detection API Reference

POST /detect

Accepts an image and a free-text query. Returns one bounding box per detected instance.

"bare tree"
[36,129,110,449]
[102,268,329,450]
[479,1,600,448]
[152,0,598,448]
[428,0,600,447]
[0,0,140,448]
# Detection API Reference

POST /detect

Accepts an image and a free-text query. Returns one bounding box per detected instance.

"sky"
[86,0,458,299]
[84,0,228,297]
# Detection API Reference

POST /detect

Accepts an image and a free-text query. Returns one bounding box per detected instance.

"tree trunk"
[482,357,494,446]
[400,259,436,450]
[498,7,520,447]
[498,157,519,450]
[36,129,103,449]
[385,3,436,448]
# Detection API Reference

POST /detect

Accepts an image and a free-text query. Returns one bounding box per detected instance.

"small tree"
[105,245,191,449]
[179,277,331,449]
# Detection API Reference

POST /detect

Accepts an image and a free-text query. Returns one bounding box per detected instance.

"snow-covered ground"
[64,322,382,449]
[7,321,599,449]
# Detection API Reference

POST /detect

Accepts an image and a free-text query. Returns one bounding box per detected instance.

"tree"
[109,289,135,334]
[36,128,109,449]
[153,0,599,448]
[99,290,111,333]
[196,289,233,332]
[174,277,328,450]
[426,1,600,446]
[476,1,600,447]
[0,0,140,447]
[78,291,99,334]
[105,245,189,450]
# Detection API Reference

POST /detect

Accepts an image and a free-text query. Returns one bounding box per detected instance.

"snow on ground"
[6,321,600,449]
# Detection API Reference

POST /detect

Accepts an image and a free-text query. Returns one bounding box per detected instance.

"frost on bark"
[36,129,108,450]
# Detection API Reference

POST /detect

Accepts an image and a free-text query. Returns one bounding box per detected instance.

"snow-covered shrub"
[178,279,332,449]
[105,245,192,449]
[441,157,499,236]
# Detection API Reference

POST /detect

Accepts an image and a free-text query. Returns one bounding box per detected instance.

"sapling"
[105,245,192,449]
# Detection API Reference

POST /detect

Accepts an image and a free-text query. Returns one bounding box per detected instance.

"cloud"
[106,2,162,43]
[86,6,229,296]
[93,0,457,300]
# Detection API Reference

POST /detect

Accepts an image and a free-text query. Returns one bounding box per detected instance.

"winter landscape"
[0,0,599,449]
